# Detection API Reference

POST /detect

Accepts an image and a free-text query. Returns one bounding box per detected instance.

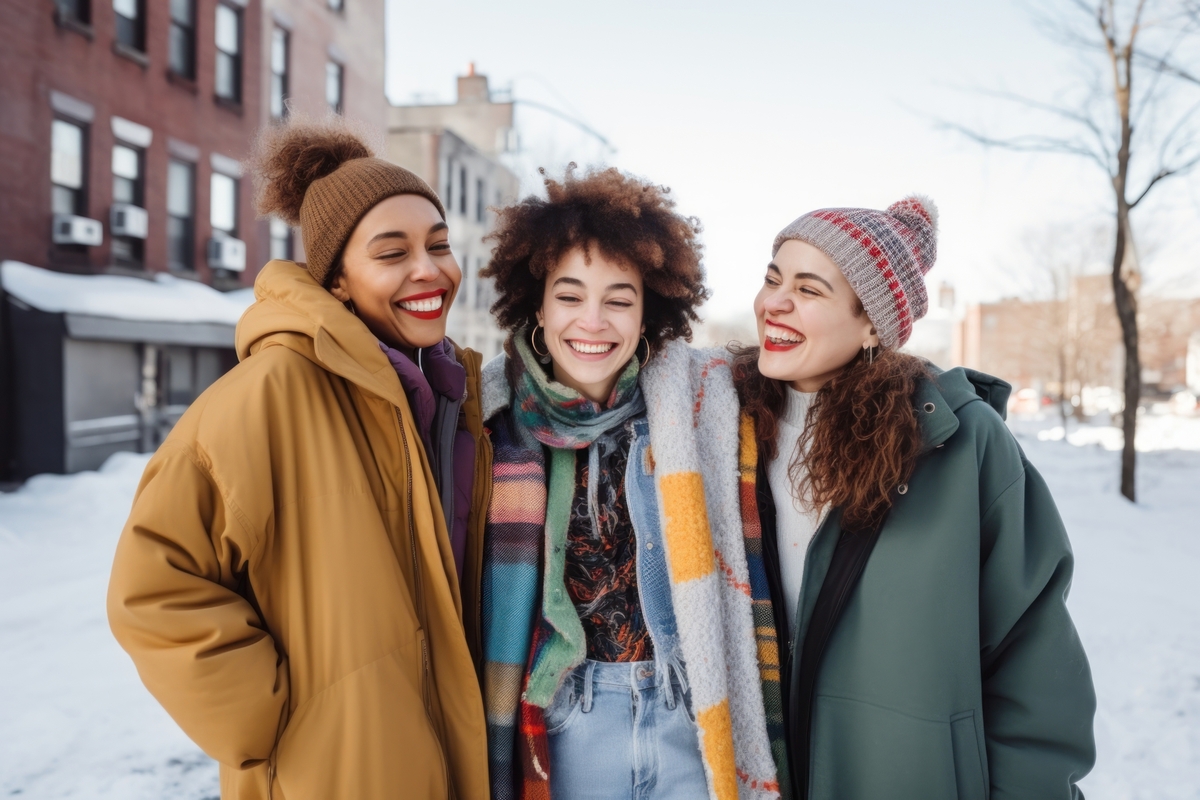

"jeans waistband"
[570,658,690,711]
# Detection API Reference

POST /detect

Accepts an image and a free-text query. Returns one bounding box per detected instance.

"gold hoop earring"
[530,324,551,363]
[638,335,652,368]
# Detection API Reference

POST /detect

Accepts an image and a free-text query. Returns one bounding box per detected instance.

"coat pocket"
[809,694,961,800]
[950,710,988,800]
[273,647,448,800]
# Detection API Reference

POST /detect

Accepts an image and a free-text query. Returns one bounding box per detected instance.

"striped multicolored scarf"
[482,332,643,800]
[738,414,792,798]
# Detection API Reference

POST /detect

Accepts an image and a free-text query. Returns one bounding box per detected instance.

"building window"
[458,165,467,216]
[111,143,144,268]
[270,28,289,119]
[167,160,195,271]
[214,3,242,103]
[476,178,485,223]
[168,0,195,79]
[325,61,343,114]
[210,172,238,236]
[113,0,144,52]
[269,217,292,261]
[444,159,454,211]
[112,144,143,206]
[51,119,87,216]
[55,0,91,25]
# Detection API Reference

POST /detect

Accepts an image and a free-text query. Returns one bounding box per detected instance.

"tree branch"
[1129,151,1200,206]
[935,120,1114,173]
[953,86,1117,166]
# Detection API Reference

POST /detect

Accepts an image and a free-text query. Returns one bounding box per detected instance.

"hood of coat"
[235,260,407,409]
[481,352,509,421]
[916,365,1012,453]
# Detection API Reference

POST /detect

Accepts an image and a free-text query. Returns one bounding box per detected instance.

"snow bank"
[0,452,218,799]
[1,415,1197,798]
[1016,410,1200,452]
[1,260,255,326]
[1012,416,1200,800]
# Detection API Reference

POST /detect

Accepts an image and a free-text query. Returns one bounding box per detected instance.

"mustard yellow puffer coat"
[107,260,492,799]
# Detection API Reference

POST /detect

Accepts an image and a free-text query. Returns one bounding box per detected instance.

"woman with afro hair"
[479,165,784,800]
[107,118,493,799]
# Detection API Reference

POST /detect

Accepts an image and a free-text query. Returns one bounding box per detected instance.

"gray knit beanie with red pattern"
[772,195,938,349]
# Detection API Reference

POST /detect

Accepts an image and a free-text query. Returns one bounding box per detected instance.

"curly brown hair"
[481,164,709,350]
[732,345,930,533]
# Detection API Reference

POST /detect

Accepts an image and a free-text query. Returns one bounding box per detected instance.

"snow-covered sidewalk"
[0,414,1197,798]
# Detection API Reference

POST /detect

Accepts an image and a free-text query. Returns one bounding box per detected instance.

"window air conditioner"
[207,234,246,271]
[51,214,104,246]
[110,203,149,239]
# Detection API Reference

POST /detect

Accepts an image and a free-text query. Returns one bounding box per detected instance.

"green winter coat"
[765,367,1096,800]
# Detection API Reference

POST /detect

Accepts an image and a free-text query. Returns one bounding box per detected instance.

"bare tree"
[1017,223,1111,429]
[942,0,1200,501]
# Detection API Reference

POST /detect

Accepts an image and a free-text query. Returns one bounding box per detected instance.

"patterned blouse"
[564,417,655,663]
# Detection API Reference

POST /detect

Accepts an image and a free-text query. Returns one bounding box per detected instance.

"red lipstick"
[396,288,448,320]
[763,319,803,352]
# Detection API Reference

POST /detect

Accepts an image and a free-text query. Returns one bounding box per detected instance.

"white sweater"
[766,387,824,636]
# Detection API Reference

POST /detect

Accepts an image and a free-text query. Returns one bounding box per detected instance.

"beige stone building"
[387,68,520,360]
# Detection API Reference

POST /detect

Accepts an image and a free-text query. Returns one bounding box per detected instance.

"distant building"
[957,274,1200,410]
[387,67,520,360]
[1,261,251,479]
[0,0,386,287]
[903,282,956,369]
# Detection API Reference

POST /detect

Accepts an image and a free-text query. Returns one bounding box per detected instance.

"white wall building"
[387,69,519,360]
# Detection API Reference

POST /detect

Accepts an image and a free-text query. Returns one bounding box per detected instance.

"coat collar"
[236,260,408,408]
[916,365,1012,452]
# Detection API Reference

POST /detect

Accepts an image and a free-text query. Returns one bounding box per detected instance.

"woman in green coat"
[732,196,1096,800]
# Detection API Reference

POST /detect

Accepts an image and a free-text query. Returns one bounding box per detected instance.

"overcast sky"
[384,0,1200,323]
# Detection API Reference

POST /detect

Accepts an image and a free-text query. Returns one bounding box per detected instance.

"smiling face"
[754,239,879,392]
[535,246,645,405]
[329,193,462,354]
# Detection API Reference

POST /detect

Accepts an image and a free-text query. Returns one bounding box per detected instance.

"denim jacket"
[624,417,684,672]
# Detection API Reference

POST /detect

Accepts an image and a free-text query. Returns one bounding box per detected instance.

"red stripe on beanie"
[811,210,913,342]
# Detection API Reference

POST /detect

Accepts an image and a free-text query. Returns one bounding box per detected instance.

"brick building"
[0,0,385,287]
[0,0,385,480]
[957,274,1200,409]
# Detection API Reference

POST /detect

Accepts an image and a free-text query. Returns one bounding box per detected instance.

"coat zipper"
[397,409,425,626]
[397,408,450,794]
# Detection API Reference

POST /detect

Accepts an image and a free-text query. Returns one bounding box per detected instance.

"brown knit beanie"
[253,120,445,286]
[772,195,938,349]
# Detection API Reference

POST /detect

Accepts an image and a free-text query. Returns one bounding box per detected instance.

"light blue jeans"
[544,659,709,799]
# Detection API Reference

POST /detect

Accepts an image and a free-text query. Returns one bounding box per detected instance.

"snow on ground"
[1010,411,1200,800]
[0,453,219,799]
[0,413,1197,798]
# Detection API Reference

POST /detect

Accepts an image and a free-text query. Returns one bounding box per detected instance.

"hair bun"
[252,118,374,225]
